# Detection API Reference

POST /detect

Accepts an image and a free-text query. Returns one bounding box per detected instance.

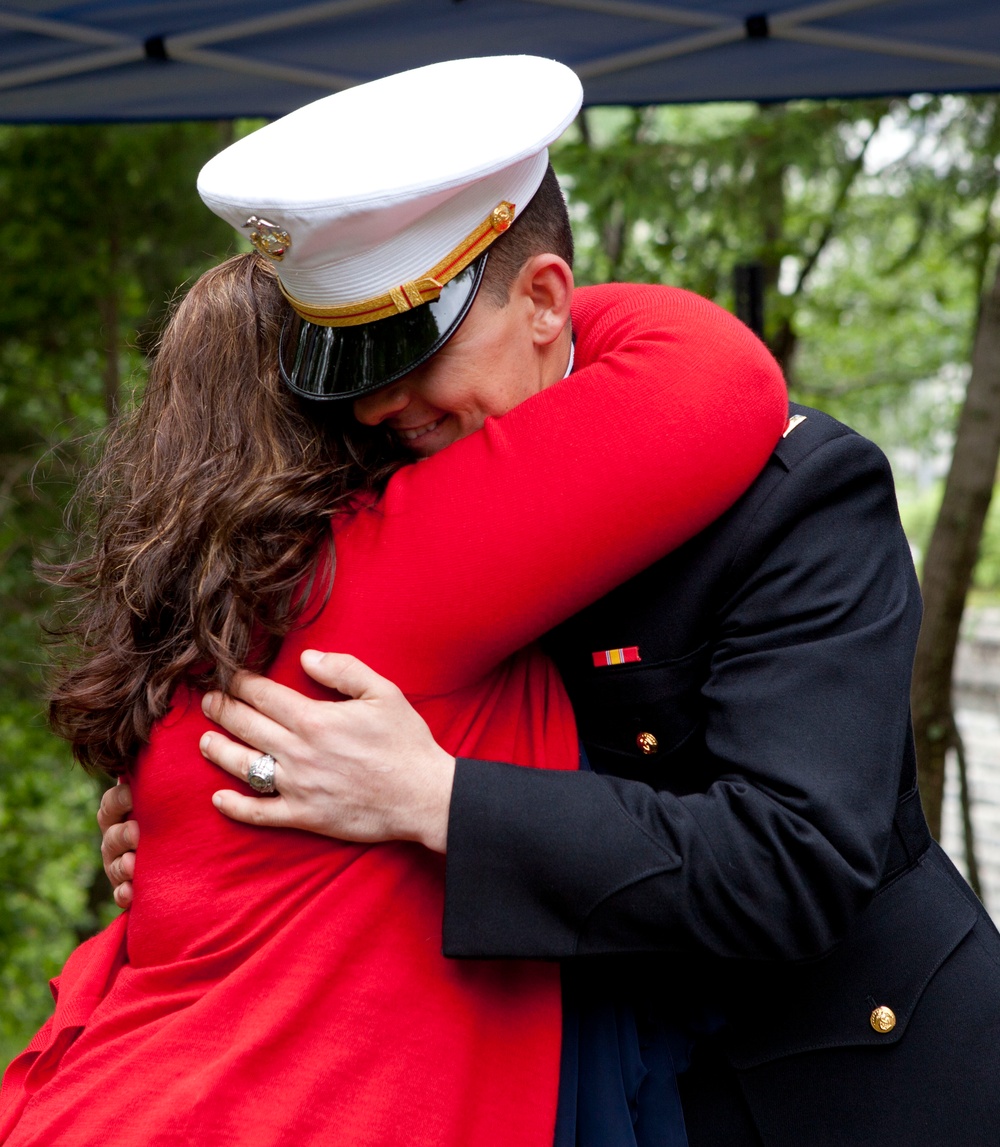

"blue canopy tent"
[0,0,998,122]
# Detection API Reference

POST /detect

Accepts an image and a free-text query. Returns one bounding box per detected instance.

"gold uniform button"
[870,1005,896,1033]
[636,731,658,755]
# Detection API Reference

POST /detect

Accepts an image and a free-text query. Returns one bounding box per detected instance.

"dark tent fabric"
[0,0,998,123]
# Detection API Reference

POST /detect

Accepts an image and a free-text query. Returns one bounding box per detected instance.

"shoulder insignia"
[782,414,807,438]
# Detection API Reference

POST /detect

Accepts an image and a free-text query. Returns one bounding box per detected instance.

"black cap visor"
[279,253,487,401]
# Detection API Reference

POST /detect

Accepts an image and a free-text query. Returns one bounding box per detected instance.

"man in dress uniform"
[100,56,1000,1146]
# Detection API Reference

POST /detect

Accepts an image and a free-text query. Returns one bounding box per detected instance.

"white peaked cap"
[197,56,583,321]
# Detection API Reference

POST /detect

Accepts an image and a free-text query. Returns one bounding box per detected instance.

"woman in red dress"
[0,251,786,1146]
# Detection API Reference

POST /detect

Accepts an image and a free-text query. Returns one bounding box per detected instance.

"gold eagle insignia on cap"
[491,202,515,232]
[243,215,292,261]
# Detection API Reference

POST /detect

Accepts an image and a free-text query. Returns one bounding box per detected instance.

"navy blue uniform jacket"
[444,404,1000,1146]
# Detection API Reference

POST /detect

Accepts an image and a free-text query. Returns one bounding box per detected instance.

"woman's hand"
[98,782,139,908]
[201,651,456,853]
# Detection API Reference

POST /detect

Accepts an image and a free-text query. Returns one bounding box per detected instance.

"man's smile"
[395,416,444,442]
[391,414,458,453]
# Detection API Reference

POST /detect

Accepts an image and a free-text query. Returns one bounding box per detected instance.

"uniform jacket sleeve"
[443,412,924,962]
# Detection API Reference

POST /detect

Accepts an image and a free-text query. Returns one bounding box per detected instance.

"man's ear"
[517,254,575,348]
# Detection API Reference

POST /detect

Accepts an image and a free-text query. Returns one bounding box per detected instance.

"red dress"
[0,284,787,1147]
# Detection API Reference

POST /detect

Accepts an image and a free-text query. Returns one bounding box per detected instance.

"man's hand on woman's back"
[97,648,457,894]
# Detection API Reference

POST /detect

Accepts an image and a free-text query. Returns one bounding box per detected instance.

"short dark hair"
[479,164,574,306]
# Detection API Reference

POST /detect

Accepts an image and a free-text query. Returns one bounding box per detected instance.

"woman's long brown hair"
[45,253,405,776]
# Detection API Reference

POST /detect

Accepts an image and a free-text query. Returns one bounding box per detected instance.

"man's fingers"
[101,819,139,866]
[200,731,279,789]
[100,785,138,901]
[206,657,393,750]
[97,781,134,832]
[228,670,331,729]
[107,850,136,887]
[102,819,138,890]
[211,789,295,829]
[202,690,292,752]
[300,650,397,701]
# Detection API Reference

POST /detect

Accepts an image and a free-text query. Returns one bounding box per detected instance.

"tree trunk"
[912,262,1000,838]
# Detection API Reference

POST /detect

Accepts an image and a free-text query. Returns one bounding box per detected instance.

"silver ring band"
[247,753,278,794]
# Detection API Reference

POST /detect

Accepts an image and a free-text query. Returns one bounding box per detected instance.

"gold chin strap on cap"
[281,201,515,328]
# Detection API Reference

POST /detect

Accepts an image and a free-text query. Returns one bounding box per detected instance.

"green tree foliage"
[551,96,993,455]
[0,121,236,1062]
[0,709,102,1061]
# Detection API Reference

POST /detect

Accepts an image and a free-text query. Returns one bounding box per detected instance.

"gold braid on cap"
[280,202,515,328]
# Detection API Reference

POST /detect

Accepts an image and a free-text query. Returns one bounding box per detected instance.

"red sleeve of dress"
[329,283,788,695]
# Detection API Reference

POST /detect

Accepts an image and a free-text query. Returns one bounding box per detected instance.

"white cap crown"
[197,56,583,319]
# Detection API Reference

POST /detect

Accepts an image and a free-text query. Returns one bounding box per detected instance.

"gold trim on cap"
[280,201,516,328]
